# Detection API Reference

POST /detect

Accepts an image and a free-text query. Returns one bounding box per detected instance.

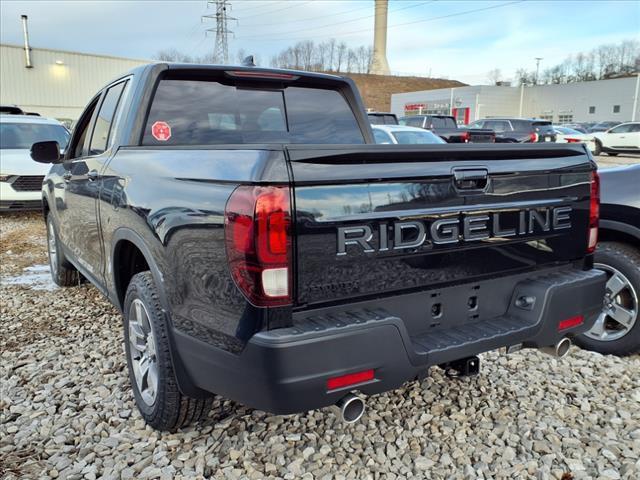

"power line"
[239,3,372,28]
[238,1,435,38]
[237,0,313,20]
[202,0,236,63]
[237,0,525,43]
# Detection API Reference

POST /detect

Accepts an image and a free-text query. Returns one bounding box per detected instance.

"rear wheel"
[46,214,80,287]
[576,242,640,356]
[123,272,212,431]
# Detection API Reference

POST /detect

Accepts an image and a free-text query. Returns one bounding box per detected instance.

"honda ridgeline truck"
[32,64,606,431]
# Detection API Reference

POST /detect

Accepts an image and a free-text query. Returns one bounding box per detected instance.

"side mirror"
[31,141,61,164]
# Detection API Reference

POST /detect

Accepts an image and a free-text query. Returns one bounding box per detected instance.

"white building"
[0,44,149,122]
[390,76,640,125]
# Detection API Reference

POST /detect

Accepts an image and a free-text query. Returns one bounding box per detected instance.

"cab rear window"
[142,79,365,145]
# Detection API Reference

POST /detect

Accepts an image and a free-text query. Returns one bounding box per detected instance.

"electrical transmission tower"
[202,0,235,64]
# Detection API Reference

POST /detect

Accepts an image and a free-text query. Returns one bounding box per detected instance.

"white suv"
[592,122,640,156]
[0,115,70,211]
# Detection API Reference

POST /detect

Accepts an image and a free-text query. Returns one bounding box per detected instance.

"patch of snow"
[1,264,59,291]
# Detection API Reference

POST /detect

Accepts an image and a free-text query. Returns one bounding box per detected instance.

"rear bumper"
[174,268,606,414]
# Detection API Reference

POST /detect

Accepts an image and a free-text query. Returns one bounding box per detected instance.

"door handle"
[87,170,99,181]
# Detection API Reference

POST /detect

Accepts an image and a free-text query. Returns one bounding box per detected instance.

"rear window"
[143,79,365,145]
[368,114,397,125]
[430,117,456,129]
[0,122,70,150]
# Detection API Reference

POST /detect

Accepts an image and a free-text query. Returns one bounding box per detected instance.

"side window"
[629,123,640,132]
[609,124,631,134]
[68,99,99,160]
[89,81,127,155]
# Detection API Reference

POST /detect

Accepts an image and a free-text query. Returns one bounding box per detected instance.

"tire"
[46,214,80,287]
[607,152,619,156]
[575,241,640,356]
[123,272,212,431]
[593,140,602,156]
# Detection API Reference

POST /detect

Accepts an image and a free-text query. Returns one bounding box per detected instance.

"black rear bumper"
[174,268,606,414]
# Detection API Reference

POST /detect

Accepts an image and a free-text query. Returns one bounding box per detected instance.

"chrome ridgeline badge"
[336,206,572,255]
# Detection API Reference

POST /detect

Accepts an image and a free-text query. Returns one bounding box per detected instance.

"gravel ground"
[1,212,639,480]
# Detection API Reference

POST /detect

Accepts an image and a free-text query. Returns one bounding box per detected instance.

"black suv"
[468,118,557,143]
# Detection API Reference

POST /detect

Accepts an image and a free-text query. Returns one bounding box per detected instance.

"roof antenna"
[241,55,256,67]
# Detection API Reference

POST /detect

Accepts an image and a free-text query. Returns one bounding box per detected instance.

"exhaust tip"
[556,337,571,358]
[540,337,572,358]
[332,394,366,423]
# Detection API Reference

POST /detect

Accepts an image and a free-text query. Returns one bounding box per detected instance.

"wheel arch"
[110,228,208,398]
[599,220,640,249]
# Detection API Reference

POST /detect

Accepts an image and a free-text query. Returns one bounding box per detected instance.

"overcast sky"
[1,0,638,84]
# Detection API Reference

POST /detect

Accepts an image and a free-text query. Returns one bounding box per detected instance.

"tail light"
[529,132,538,143]
[566,138,582,143]
[225,185,292,306]
[587,171,600,254]
[460,131,470,143]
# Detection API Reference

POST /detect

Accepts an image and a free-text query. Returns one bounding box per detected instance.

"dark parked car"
[576,164,640,356]
[399,114,495,143]
[367,112,399,125]
[467,118,557,143]
[33,63,604,431]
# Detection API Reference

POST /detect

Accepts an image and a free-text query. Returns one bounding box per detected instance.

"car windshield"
[391,130,445,144]
[0,122,70,150]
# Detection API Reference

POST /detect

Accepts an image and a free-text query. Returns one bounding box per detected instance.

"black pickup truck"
[32,63,605,431]
[399,114,495,143]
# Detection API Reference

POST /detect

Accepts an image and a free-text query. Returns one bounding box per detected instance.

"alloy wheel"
[585,263,638,342]
[48,220,58,277]
[128,298,159,406]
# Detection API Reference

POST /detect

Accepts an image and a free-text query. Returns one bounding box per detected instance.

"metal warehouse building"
[0,44,149,122]
[390,76,640,125]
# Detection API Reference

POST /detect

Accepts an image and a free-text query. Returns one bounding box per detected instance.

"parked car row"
[0,113,70,211]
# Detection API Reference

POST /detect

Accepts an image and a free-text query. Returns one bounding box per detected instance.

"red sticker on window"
[151,121,171,141]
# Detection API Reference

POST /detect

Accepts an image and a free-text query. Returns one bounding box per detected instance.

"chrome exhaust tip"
[540,337,572,358]
[331,393,366,423]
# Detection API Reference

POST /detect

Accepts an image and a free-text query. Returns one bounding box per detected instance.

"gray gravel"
[2,213,640,480]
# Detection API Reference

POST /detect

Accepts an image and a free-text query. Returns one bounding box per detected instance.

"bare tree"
[335,42,348,72]
[486,68,502,84]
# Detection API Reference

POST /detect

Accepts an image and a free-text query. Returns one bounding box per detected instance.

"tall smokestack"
[21,15,33,68]
[370,0,390,75]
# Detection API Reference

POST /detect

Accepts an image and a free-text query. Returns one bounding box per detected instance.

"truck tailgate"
[287,144,593,308]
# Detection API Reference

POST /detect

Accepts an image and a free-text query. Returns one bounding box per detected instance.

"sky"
[1,0,638,84]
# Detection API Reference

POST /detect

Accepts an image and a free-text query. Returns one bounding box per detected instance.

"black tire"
[575,241,640,356]
[593,140,602,156]
[46,214,80,287]
[123,272,212,431]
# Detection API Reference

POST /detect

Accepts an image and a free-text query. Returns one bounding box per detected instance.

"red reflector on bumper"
[558,315,584,331]
[327,370,374,390]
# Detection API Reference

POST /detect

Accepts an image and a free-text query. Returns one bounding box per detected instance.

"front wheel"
[576,242,640,356]
[46,214,80,287]
[123,272,212,431]
[593,140,602,156]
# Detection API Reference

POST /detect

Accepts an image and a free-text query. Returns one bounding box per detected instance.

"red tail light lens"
[587,171,600,254]
[461,131,470,143]
[566,138,581,143]
[558,315,584,331]
[327,369,375,391]
[225,185,292,306]
[529,132,538,142]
